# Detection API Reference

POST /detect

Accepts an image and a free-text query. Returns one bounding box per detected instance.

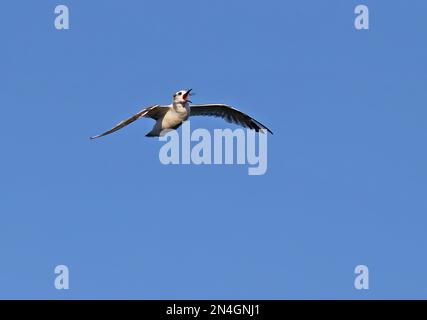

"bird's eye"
[178,92,182,96]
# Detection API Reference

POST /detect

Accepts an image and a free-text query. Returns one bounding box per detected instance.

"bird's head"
[173,89,192,103]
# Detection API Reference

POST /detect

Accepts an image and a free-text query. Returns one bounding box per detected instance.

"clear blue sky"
[1,0,426,299]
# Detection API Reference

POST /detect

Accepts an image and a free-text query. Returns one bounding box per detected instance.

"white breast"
[161,103,189,129]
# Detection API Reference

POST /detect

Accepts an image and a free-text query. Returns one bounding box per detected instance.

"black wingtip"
[252,121,273,135]
[261,128,273,135]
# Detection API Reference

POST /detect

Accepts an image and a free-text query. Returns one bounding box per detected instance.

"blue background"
[1,0,426,299]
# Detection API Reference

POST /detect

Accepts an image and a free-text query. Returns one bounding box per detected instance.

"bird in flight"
[90,89,273,139]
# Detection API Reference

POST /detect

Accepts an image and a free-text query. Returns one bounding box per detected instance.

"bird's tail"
[145,131,159,137]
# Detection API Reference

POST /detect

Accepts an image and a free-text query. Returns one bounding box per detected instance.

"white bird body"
[90,89,272,140]
[168,102,191,124]
[146,102,190,136]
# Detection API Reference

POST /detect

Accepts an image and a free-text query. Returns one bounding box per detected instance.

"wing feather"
[190,104,273,134]
[90,105,167,140]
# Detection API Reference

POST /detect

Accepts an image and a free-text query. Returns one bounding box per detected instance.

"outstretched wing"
[190,104,273,134]
[90,105,168,140]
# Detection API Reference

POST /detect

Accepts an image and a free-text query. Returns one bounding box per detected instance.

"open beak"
[183,89,192,102]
